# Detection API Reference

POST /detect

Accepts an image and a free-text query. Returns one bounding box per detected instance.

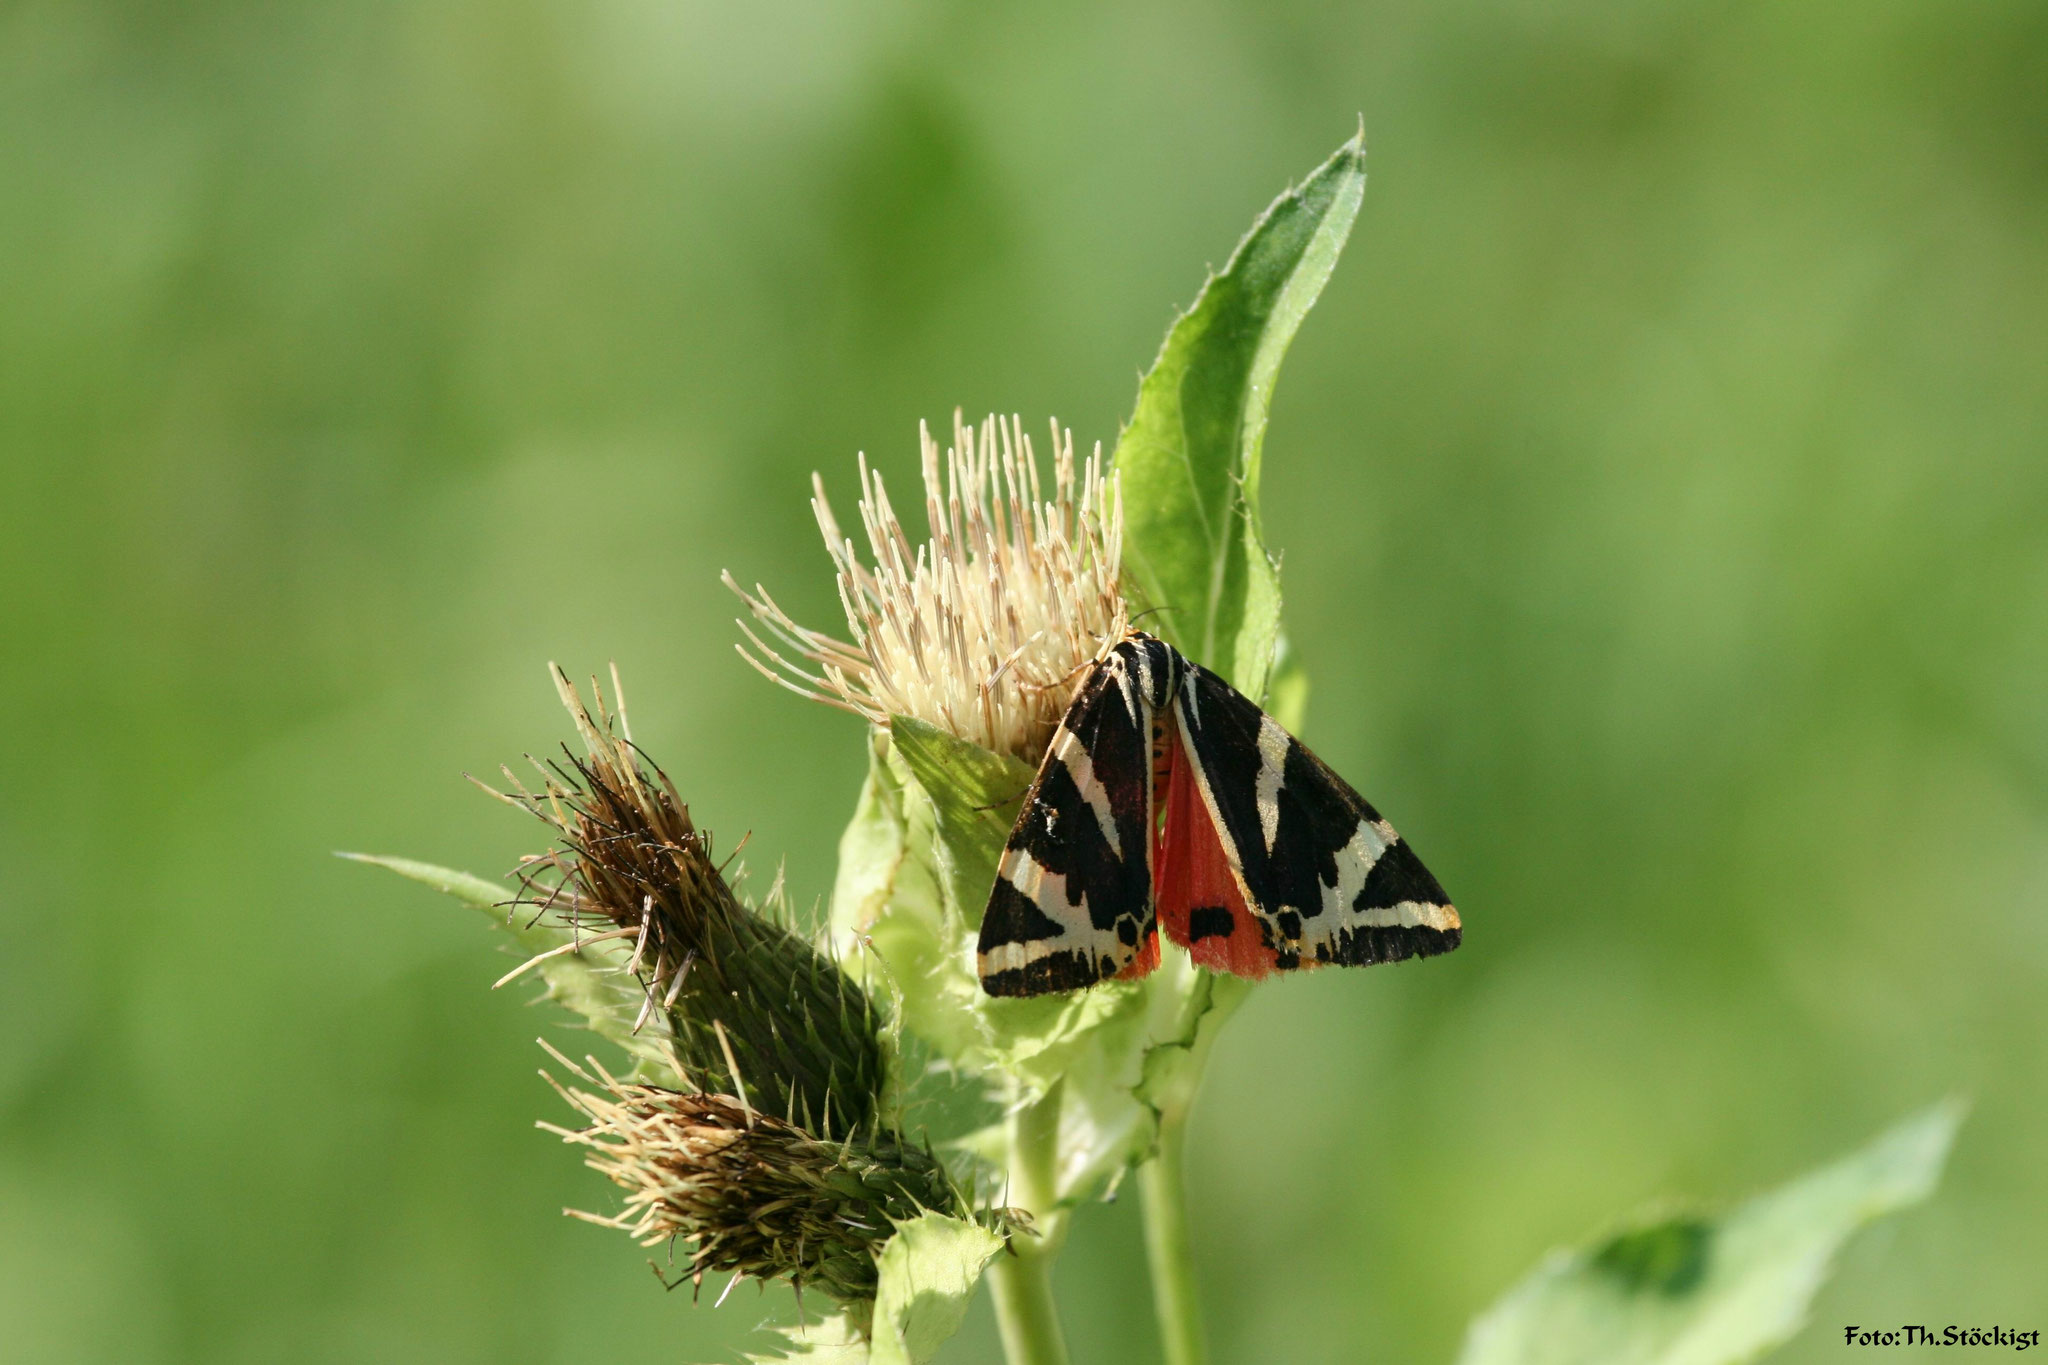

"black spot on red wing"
[1116,917,1138,945]
[1186,904,1235,942]
[1275,909,1301,940]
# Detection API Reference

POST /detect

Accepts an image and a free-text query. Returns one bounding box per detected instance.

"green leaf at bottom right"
[1459,1102,1963,1365]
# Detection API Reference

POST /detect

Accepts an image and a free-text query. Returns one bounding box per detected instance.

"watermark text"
[1844,1326,2040,1351]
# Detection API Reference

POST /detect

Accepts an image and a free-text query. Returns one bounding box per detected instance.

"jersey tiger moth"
[977,632,1460,997]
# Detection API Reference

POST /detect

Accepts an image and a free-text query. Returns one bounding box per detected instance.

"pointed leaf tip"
[339,851,512,910]
[1114,132,1367,699]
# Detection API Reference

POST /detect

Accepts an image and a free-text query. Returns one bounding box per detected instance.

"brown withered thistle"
[484,666,888,1141]
[541,1048,964,1309]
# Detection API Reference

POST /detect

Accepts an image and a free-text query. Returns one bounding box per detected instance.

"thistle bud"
[494,668,887,1140]
[545,1060,958,1306]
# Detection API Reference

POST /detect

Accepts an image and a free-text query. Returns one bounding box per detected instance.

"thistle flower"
[544,1053,960,1307]
[489,668,888,1140]
[726,412,1126,763]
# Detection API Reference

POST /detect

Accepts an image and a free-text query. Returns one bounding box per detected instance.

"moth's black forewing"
[977,639,1165,996]
[1176,661,1459,968]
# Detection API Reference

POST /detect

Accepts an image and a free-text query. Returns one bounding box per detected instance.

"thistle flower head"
[545,1055,958,1306]
[489,668,888,1139]
[727,412,1126,763]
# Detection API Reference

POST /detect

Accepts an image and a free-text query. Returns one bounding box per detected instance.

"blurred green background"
[3,0,2043,1360]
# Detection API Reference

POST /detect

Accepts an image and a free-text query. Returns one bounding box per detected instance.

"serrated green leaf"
[1115,130,1366,700]
[1458,1102,1964,1365]
[342,852,677,1075]
[869,1213,1005,1365]
[741,1218,1000,1365]
[828,729,987,1073]
[830,728,930,943]
[886,716,1035,931]
[732,1212,1001,1365]
[1132,963,1249,1127]
[745,1312,868,1363]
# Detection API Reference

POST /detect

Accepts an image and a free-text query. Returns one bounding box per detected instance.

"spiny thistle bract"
[487,667,888,1141]
[543,1053,963,1309]
[726,412,1126,765]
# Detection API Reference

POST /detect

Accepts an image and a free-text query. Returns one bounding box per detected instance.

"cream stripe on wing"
[1319,818,1398,920]
[1113,655,1139,723]
[1052,729,1123,859]
[982,850,1128,974]
[1170,689,1258,907]
[1296,894,1459,962]
[1350,900,1460,932]
[1254,716,1291,853]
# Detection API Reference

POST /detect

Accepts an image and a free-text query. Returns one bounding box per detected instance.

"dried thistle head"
[726,412,1126,764]
[544,1055,959,1307]
[487,668,888,1139]
[493,666,730,1026]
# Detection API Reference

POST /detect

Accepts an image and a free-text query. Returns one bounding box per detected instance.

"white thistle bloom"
[725,412,1126,763]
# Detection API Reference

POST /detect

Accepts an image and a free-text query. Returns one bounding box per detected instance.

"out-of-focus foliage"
[1,0,2041,1362]
[1460,1103,1961,1365]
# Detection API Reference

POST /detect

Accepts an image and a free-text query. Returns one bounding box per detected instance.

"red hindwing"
[1153,719,1280,979]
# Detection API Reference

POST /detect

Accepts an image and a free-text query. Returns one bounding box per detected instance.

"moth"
[977,632,1460,997]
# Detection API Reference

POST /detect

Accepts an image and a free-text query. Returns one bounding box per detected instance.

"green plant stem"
[988,1241,1068,1365]
[1140,1110,1208,1365]
[988,1084,1071,1365]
